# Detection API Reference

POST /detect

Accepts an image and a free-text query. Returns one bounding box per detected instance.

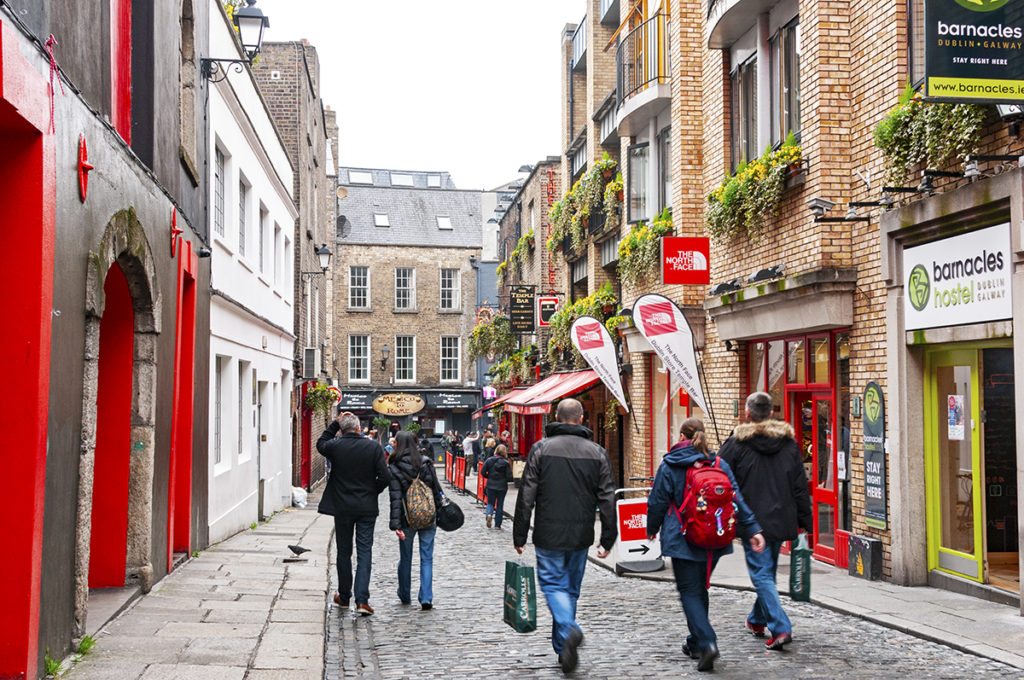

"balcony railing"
[572,17,587,71]
[616,12,671,106]
[600,0,620,25]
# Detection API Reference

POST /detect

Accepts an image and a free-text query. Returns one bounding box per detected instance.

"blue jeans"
[484,487,507,527]
[671,555,721,653]
[334,514,376,605]
[743,538,791,635]
[534,547,588,654]
[398,526,436,605]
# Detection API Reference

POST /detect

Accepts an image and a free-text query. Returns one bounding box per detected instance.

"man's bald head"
[555,398,584,424]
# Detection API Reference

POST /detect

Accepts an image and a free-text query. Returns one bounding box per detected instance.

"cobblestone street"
[326,492,1019,679]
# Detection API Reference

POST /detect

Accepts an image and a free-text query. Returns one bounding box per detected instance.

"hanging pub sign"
[538,296,560,326]
[372,393,425,416]
[509,285,536,333]
[338,391,375,410]
[862,381,888,530]
[925,0,1024,103]
[661,237,710,285]
[903,223,1012,330]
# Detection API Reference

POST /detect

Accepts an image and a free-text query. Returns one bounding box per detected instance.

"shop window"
[811,336,829,384]
[627,142,649,223]
[651,356,695,471]
[658,126,672,211]
[769,18,800,147]
[787,339,805,384]
[748,341,765,394]
[730,55,757,171]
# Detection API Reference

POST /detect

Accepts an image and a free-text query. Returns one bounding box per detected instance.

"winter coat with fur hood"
[717,419,812,543]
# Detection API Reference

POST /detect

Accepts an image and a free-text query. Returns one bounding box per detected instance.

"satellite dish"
[336,186,349,199]
[336,215,352,238]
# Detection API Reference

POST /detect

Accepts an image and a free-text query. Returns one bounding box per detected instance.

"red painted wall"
[89,262,135,588]
[168,241,197,569]
[0,17,56,680]
[301,382,311,488]
[109,0,131,143]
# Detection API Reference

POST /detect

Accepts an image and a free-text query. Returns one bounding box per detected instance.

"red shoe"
[356,603,374,616]
[333,593,349,607]
[745,620,767,637]
[765,632,792,650]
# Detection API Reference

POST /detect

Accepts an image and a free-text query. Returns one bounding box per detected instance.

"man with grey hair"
[718,392,812,651]
[317,411,391,616]
[513,398,616,674]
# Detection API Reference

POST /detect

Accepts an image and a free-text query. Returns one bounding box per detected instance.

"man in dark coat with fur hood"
[718,392,812,652]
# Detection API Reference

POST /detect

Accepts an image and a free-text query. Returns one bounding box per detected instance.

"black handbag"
[432,472,464,531]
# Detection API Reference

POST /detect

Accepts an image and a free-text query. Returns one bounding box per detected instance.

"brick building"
[333,168,486,440]
[252,41,337,489]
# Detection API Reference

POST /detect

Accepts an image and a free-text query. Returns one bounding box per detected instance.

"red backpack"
[670,456,737,550]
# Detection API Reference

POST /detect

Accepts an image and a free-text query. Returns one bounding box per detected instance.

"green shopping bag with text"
[503,560,537,633]
[789,533,812,602]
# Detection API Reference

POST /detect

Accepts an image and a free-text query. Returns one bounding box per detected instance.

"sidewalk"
[63,492,332,680]
[459,466,1024,671]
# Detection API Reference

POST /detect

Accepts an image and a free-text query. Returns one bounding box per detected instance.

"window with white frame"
[237,360,246,456]
[238,180,247,255]
[427,174,442,187]
[439,268,460,310]
[274,224,281,283]
[769,19,801,147]
[214,356,224,463]
[436,215,452,230]
[390,172,414,186]
[571,143,587,177]
[440,336,460,382]
[395,335,415,381]
[627,143,649,223]
[658,127,672,211]
[730,55,758,171]
[349,335,369,382]
[349,266,369,308]
[258,208,267,273]
[214,148,225,236]
[349,170,373,184]
[395,267,415,309]
[374,213,390,227]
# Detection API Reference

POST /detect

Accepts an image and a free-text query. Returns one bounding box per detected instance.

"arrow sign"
[628,544,651,555]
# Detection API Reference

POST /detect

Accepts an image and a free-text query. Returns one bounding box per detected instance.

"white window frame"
[258,206,267,273]
[436,215,453,230]
[374,213,390,227]
[349,266,370,309]
[627,142,650,223]
[214,355,225,464]
[214,147,226,237]
[390,172,415,186]
[349,334,370,383]
[440,336,461,383]
[349,170,373,184]
[238,178,247,256]
[395,267,415,310]
[439,268,460,310]
[394,335,416,383]
[427,174,442,187]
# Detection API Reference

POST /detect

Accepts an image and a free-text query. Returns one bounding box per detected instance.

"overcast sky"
[254,0,582,190]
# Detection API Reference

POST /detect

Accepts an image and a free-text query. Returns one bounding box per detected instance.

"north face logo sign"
[638,302,677,336]
[575,322,605,350]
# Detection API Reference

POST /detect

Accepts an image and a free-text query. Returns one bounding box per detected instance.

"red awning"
[472,387,528,419]
[505,370,600,415]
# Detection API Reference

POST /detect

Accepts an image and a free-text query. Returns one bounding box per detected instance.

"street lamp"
[301,243,333,281]
[379,344,390,371]
[201,0,270,82]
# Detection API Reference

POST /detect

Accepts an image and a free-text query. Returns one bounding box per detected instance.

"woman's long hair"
[679,417,710,455]
[493,444,508,459]
[391,430,421,467]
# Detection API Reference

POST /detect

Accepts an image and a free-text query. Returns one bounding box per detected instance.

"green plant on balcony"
[705,132,801,242]
[495,259,508,289]
[547,282,619,367]
[468,314,515,362]
[548,154,620,254]
[605,313,632,335]
[303,382,336,417]
[603,173,624,232]
[873,83,987,187]
[617,208,673,286]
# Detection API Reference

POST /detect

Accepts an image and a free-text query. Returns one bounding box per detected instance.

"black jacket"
[480,455,512,491]
[717,419,813,543]
[513,422,617,551]
[387,454,443,530]
[316,424,391,517]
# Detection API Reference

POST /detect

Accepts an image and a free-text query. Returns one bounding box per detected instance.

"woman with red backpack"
[646,417,766,672]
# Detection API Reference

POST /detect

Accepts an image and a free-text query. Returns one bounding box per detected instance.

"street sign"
[615,497,661,565]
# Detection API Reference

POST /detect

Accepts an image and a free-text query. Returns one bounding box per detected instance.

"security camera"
[806,197,836,218]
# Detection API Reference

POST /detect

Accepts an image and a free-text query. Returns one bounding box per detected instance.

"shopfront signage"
[615,497,662,565]
[509,285,536,333]
[538,296,559,326]
[337,391,375,410]
[925,0,1024,103]
[903,223,1012,330]
[862,381,888,530]
[570,316,629,412]
[426,392,478,409]
[372,393,424,416]
[632,294,709,414]
[661,237,710,285]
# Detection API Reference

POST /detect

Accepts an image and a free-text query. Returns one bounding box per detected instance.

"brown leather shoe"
[333,593,349,607]
[356,603,374,616]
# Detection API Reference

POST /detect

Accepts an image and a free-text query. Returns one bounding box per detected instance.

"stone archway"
[73,207,162,635]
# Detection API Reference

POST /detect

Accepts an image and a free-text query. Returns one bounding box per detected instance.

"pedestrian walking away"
[387,430,443,610]
[481,443,513,529]
[316,411,392,616]
[646,417,765,672]
[718,391,812,651]
[513,398,616,675]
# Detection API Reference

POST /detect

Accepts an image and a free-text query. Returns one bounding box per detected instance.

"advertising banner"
[569,316,629,412]
[426,392,478,409]
[904,223,1011,330]
[661,237,711,285]
[338,391,375,410]
[926,0,1024,103]
[862,381,888,530]
[632,294,708,414]
[509,285,536,333]
[372,393,425,416]
[537,296,559,326]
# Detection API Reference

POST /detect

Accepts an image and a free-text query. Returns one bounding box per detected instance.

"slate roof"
[336,169,483,248]
[338,167,457,189]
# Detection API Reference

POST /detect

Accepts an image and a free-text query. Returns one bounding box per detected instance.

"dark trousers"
[484,486,507,527]
[334,514,376,605]
[671,555,721,653]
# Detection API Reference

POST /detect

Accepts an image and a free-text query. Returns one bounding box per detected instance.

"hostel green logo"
[865,384,882,425]
[908,264,930,311]
[954,0,1010,11]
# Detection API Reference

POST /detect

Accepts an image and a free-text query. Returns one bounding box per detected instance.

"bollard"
[476,462,486,505]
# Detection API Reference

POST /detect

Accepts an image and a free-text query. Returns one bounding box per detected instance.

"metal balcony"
[616,12,671,107]
[572,17,587,72]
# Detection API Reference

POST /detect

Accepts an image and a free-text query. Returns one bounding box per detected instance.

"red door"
[789,391,837,563]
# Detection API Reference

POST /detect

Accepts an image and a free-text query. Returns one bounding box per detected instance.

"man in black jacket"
[718,392,812,651]
[513,398,616,674]
[317,412,391,616]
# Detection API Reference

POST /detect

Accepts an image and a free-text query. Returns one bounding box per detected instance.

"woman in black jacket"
[388,430,442,610]
[480,444,512,529]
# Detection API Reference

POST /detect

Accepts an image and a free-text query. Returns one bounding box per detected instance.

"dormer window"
[437,216,453,230]
[374,213,390,227]
[427,174,442,187]
[390,173,414,187]
[349,170,373,184]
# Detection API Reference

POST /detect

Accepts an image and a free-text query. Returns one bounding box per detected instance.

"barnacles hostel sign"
[903,223,1012,330]
[862,382,887,530]
[926,0,1024,102]
[372,393,425,416]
